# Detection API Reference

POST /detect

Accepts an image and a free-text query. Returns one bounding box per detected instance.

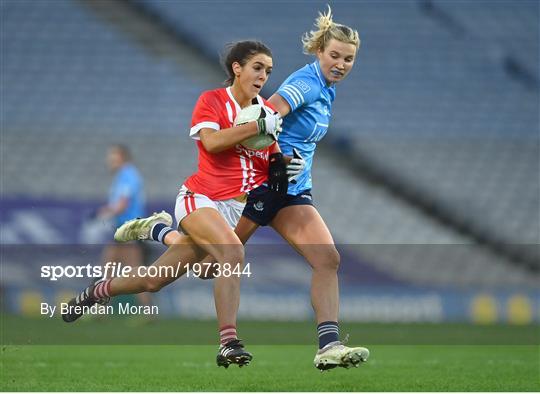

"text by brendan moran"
[41,302,159,318]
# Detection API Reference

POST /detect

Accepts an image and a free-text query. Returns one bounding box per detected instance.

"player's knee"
[327,246,341,271]
[228,248,245,267]
[313,246,340,271]
[222,244,245,267]
[143,277,166,293]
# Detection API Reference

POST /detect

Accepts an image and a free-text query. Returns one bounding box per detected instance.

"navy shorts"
[242,185,314,226]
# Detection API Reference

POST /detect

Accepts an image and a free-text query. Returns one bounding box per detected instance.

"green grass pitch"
[1,317,539,391]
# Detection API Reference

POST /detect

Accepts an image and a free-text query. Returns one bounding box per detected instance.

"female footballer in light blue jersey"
[237,7,370,370]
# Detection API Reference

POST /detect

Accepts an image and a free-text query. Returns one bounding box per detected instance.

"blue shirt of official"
[109,163,144,228]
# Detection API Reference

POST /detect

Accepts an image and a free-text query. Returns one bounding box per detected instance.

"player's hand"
[268,152,288,195]
[256,107,282,141]
[286,148,305,184]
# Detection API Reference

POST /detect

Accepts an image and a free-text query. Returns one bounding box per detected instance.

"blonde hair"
[302,5,360,54]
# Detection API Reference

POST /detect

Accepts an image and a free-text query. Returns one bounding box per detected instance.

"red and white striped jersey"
[184,87,275,200]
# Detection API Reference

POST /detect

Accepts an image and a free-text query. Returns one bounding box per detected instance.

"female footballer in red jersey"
[127,8,368,371]
[65,7,367,372]
[63,41,282,368]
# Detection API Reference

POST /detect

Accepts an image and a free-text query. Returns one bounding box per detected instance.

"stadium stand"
[430,0,538,83]
[2,0,207,136]
[1,0,538,292]
[132,0,540,256]
[1,0,211,199]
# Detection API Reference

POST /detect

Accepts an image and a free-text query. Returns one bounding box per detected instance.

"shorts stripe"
[175,185,244,233]
[184,195,191,214]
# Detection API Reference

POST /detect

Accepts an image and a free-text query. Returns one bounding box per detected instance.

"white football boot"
[314,341,370,371]
[114,211,173,242]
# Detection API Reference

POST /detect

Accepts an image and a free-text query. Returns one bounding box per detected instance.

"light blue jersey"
[109,164,144,228]
[276,61,335,195]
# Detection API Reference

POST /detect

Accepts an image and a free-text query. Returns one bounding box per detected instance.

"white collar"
[312,61,327,87]
[226,86,263,109]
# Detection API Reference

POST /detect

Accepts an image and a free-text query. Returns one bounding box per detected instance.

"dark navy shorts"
[242,185,314,226]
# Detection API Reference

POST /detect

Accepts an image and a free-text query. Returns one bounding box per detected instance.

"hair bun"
[316,5,334,33]
[302,5,360,55]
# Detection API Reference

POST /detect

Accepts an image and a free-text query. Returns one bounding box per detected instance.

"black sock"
[151,223,174,245]
[317,321,339,349]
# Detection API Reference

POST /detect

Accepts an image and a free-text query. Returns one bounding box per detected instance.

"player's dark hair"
[110,144,132,161]
[222,41,273,86]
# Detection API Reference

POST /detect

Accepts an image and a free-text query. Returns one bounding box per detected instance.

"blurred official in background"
[95,144,152,310]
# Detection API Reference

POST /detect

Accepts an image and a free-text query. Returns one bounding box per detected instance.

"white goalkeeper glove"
[286,148,306,184]
[256,107,282,141]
